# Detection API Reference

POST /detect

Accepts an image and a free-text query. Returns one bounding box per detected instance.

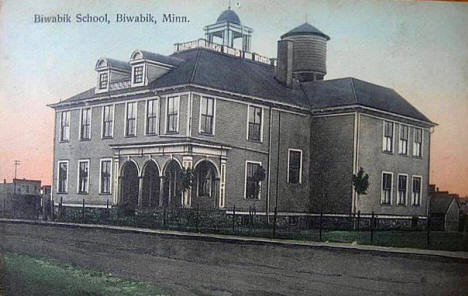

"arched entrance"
[192,160,219,209]
[163,160,182,208]
[120,161,139,209]
[142,161,160,208]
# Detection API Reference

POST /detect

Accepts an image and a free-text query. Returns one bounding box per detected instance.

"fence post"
[253,206,256,235]
[59,196,63,220]
[232,204,236,233]
[51,198,54,221]
[273,206,277,238]
[319,212,323,242]
[426,214,431,248]
[82,198,85,224]
[357,210,361,232]
[248,206,252,235]
[196,204,200,232]
[370,212,375,244]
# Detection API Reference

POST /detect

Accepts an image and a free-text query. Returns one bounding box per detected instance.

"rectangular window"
[381,172,392,205]
[248,106,262,141]
[397,175,407,205]
[399,125,408,155]
[288,149,302,184]
[126,102,137,136]
[146,99,158,135]
[133,65,144,84]
[100,159,112,194]
[60,111,70,142]
[80,108,91,140]
[57,161,68,193]
[166,96,179,133]
[78,160,89,194]
[383,121,393,152]
[200,97,214,134]
[413,128,422,157]
[245,162,261,199]
[102,105,113,138]
[412,176,422,206]
[99,72,108,89]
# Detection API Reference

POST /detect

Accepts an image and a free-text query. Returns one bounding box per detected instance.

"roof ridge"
[176,46,274,69]
[350,78,358,104]
[189,48,202,84]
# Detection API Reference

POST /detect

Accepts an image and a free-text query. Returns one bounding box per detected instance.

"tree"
[253,166,266,197]
[180,167,194,192]
[352,167,369,212]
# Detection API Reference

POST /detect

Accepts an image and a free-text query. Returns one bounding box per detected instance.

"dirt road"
[1,222,467,295]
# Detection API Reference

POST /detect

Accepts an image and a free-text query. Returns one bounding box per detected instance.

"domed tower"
[276,23,330,87]
[204,7,253,51]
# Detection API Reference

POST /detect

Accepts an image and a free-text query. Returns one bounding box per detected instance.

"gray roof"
[137,50,184,66]
[104,58,131,71]
[281,23,330,40]
[302,77,431,122]
[152,48,309,107]
[55,47,433,124]
[431,196,458,214]
[216,9,241,25]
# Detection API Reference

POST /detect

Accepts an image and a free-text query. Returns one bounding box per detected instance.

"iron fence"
[1,197,467,251]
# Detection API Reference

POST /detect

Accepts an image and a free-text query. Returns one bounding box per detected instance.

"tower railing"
[174,39,277,67]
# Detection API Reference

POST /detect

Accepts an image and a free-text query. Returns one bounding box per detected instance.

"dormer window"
[129,49,182,87]
[95,58,130,93]
[99,72,108,89]
[133,65,144,84]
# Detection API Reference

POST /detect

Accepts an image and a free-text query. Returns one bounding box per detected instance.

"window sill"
[59,140,69,144]
[56,192,68,195]
[247,139,263,144]
[102,136,113,140]
[99,193,112,196]
[412,155,423,159]
[165,131,179,135]
[124,135,136,138]
[396,203,407,207]
[382,150,393,155]
[199,132,214,137]
[244,197,261,201]
[197,195,212,198]
[145,133,158,137]
[77,192,89,195]
[380,203,392,206]
[80,138,91,142]
[398,153,409,157]
[411,204,421,207]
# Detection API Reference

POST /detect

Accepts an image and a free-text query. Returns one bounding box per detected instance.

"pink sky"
[0,0,467,196]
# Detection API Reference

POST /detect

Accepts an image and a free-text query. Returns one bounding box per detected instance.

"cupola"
[204,7,253,51]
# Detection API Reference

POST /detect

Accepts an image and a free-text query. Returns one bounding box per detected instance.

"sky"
[0,0,467,196]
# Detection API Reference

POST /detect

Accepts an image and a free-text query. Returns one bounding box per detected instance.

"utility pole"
[14,160,21,179]
[13,160,21,194]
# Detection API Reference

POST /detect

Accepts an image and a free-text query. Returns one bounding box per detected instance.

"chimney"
[276,39,294,87]
[3,179,5,184]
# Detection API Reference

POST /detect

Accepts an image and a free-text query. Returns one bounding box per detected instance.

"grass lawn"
[0,252,170,296]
